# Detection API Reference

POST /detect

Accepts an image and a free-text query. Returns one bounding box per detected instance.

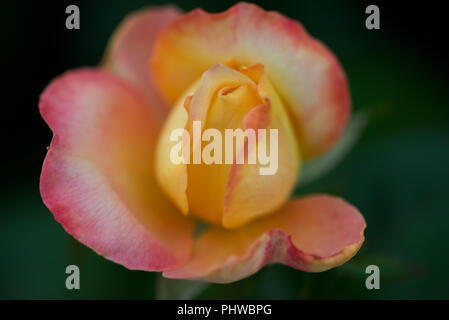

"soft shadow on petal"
[164,195,365,283]
[40,69,194,271]
[151,2,350,158]
[103,6,181,123]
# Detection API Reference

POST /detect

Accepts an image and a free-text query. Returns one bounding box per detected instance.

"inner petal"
[186,83,264,225]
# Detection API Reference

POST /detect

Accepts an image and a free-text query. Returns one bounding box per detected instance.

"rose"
[39,3,365,283]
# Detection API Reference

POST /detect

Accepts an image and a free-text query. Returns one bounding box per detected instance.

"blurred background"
[1,0,448,299]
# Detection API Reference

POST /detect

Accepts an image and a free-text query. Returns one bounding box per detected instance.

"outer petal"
[103,6,181,123]
[39,69,194,271]
[151,2,350,158]
[164,195,365,283]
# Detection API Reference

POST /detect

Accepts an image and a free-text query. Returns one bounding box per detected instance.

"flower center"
[155,60,300,229]
[186,69,265,225]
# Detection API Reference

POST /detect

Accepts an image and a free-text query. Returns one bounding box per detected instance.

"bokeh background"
[1,0,448,299]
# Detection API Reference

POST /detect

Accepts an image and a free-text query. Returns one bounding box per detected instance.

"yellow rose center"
[155,60,300,229]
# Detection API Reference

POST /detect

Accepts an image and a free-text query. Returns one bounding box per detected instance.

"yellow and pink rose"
[39,3,365,283]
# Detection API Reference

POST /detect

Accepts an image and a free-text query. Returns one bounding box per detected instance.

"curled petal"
[103,6,181,122]
[40,69,194,271]
[164,195,365,283]
[151,2,350,157]
[188,64,258,126]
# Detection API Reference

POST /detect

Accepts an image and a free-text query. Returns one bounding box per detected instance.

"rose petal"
[103,6,181,123]
[151,2,350,157]
[186,64,262,225]
[223,72,300,228]
[40,69,194,271]
[154,89,191,215]
[164,195,365,283]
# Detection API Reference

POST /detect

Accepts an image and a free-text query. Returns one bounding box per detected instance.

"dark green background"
[1,0,448,299]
